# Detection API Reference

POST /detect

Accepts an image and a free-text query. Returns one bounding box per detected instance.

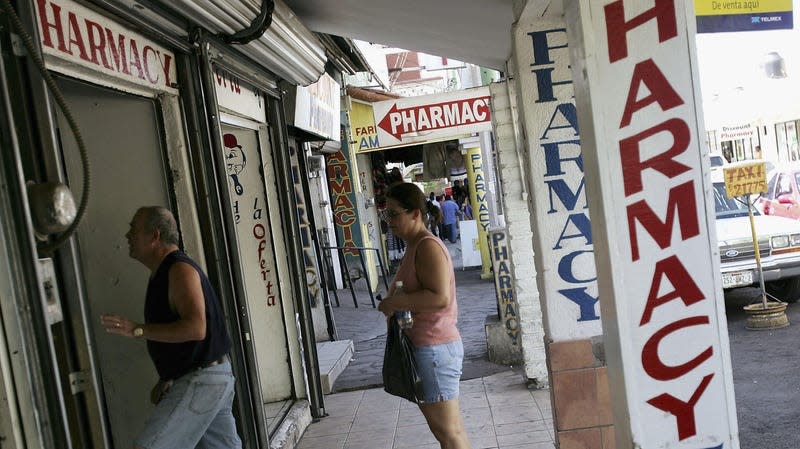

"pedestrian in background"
[427,200,443,237]
[440,195,460,243]
[435,195,446,238]
[452,179,467,207]
[377,183,471,449]
[461,198,473,221]
[429,192,440,210]
[101,206,241,449]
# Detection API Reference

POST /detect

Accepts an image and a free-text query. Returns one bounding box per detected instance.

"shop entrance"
[55,75,171,447]
[219,120,294,433]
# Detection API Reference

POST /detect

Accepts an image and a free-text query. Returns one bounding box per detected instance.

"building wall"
[547,339,614,449]
[512,15,601,342]
[507,7,611,446]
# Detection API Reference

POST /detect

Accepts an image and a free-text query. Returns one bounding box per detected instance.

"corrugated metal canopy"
[140,0,327,85]
[283,0,517,70]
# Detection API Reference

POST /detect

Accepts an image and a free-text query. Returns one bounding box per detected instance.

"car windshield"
[710,155,724,168]
[714,182,757,219]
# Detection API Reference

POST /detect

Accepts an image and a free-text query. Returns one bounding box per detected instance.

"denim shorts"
[135,360,242,449]
[414,339,463,403]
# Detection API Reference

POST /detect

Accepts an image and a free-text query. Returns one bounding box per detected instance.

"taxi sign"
[723,160,767,198]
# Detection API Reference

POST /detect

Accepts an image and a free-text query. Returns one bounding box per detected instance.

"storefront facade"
[0,0,336,447]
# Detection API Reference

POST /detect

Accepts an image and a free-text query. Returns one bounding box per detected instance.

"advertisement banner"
[695,0,793,32]
[489,230,520,346]
[294,73,340,140]
[221,124,292,399]
[326,143,365,261]
[214,67,267,123]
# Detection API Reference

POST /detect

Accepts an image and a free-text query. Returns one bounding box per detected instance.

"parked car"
[710,153,726,168]
[715,177,800,301]
[759,163,800,220]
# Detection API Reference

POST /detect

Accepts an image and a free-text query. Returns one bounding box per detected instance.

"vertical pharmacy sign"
[568,0,739,448]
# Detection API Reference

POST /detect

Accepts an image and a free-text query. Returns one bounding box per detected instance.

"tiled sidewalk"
[297,370,555,449]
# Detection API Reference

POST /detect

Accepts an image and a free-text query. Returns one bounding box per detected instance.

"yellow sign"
[465,147,492,278]
[349,101,381,152]
[723,161,767,198]
[695,0,792,16]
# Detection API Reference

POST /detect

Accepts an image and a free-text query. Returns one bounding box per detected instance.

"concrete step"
[315,339,354,394]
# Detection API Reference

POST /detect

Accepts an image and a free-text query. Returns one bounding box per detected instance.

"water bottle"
[393,281,413,329]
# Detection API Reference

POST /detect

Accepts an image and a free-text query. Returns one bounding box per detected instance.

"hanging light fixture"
[763,51,788,79]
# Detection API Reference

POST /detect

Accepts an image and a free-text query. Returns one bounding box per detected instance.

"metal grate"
[720,239,771,264]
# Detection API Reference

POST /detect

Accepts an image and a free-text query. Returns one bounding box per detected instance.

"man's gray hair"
[139,206,180,246]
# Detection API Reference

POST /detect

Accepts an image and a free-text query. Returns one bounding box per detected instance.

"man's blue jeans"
[135,360,241,449]
[445,222,458,243]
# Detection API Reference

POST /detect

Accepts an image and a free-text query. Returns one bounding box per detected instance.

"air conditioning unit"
[307,155,325,173]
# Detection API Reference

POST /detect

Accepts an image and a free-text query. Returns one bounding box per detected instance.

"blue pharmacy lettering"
[559,287,600,321]
[553,213,592,250]
[542,140,583,176]
[540,103,580,139]
[545,178,587,214]
[492,234,508,260]
[557,250,597,284]
[529,28,566,66]
[528,28,572,103]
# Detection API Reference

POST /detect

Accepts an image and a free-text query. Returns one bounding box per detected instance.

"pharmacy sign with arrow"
[370,87,493,147]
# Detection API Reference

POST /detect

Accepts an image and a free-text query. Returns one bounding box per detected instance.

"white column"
[565,0,739,447]
[512,12,602,343]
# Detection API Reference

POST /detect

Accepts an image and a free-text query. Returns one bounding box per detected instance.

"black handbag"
[382,317,424,403]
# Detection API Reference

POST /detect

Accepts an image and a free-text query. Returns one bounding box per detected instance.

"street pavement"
[725,287,800,449]
[298,370,554,449]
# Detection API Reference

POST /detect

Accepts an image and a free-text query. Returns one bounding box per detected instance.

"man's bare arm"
[101,262,206,342]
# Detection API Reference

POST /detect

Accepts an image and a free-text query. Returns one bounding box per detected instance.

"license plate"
[722,270,753,289]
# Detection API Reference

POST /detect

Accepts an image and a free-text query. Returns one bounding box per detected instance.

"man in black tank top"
[101,207,241,449]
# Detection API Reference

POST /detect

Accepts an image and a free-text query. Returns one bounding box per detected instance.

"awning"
[346,86,400,103]
[283,0,516,70]
[141,0,327,85]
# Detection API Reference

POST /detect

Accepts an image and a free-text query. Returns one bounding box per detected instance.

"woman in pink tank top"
[378,182,470,449]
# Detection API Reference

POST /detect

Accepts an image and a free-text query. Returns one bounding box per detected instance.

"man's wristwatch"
[133,326,144,338]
